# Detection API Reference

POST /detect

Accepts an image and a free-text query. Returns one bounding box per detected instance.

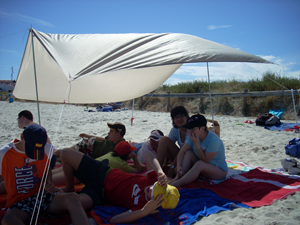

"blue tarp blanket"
[91,188,249,225]
[264,123,299,131]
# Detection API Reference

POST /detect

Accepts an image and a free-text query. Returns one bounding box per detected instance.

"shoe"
[288,165,300,175]
[281,158,298,171]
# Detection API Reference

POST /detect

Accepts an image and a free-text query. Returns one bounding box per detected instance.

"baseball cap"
[23,124,47,160]
[107,122,126,136]
[149,130,163,142]
[151,182,180,209]
[114,141,137,156]
[183,114,207,129]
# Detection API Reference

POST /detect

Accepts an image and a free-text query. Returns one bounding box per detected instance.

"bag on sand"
[285,138,300,158]
[255,113,273,126]
[265,115,280,126]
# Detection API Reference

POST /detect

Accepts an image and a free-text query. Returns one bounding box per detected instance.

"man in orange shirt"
[0,124,90,225]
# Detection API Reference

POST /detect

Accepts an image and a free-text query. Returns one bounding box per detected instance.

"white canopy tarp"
[13,29,270,103]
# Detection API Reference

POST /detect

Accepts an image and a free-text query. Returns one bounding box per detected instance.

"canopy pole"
[206,62,215,133]
[131,99,135,126]
[291,89,298,126]
[31,28,41,125]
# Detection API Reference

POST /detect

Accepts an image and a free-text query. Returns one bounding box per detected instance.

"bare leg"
[181,150,199,174]
[52,170,80,186]
[156,136,180,166]
[60,148,84,192]
[1,208,30,225]
[46,192,91,225]
[52,166,63,174]
[55,146,76,162]
[170,160,227,187]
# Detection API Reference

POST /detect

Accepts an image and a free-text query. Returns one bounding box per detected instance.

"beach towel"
[91,188,249,225]
[264,123,299,131]
[197,168,300,207]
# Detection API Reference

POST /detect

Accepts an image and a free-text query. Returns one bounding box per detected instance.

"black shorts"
[9,191,58,218]
[74,155,109,207]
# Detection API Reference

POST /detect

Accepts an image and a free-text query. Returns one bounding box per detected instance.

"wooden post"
[139,96,143,109]
[242,88,248,114]
[166,91,170,112]
[199,89,205,113]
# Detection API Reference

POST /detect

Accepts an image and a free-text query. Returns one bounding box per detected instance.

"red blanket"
[196,168,300,207]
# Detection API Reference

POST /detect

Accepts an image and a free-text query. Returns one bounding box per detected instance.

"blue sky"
[0,0,299,85]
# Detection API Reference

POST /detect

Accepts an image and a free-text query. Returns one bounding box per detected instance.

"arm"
[110,195,164,224]
[195,146,216,163]
[188,132,216,163]
[176,143,192,176]
[79,133,105,141]
[144,151,167,187]
[45,168,57,194]
[129,152,145,173]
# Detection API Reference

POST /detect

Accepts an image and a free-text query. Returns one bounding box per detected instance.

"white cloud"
[207,25,232,30]
[0,10,54,28]
[163,56,299,85]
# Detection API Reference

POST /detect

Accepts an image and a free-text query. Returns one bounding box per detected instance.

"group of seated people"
[0,106,228,225]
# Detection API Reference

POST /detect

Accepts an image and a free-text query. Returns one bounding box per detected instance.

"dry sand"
[1,101,300,225]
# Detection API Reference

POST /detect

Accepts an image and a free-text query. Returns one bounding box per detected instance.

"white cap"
[149,130,163,142]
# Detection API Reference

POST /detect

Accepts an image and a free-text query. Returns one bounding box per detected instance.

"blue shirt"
[185,130,228,172]
[168,127,189,148]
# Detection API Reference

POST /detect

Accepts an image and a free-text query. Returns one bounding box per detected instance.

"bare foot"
[168,180,179,188]
[168,175,179,185]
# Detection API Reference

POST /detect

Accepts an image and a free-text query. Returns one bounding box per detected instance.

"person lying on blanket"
[59,147,180,224]
[0,124,90,225]
[52,141,146,185]
[169,114,228,188]
[54,122,127,160]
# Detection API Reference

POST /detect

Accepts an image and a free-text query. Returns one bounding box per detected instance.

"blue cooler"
[103,105,113,112]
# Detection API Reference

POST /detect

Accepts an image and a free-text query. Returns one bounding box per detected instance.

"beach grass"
[126,72,299,119]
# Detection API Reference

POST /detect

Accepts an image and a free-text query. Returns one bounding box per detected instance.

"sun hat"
[151,182,180,209]
[183,114,207,129]
[149,130,163,142]
[114,141,137,156]
[23,124,47,160]
[107,122,126,136]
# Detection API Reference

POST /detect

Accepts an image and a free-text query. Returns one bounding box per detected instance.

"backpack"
[255,113,273,126]
[285,138,300,158]
[265,115,280,126]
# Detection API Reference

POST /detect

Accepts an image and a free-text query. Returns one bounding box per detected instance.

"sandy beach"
[1,101,299,225]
